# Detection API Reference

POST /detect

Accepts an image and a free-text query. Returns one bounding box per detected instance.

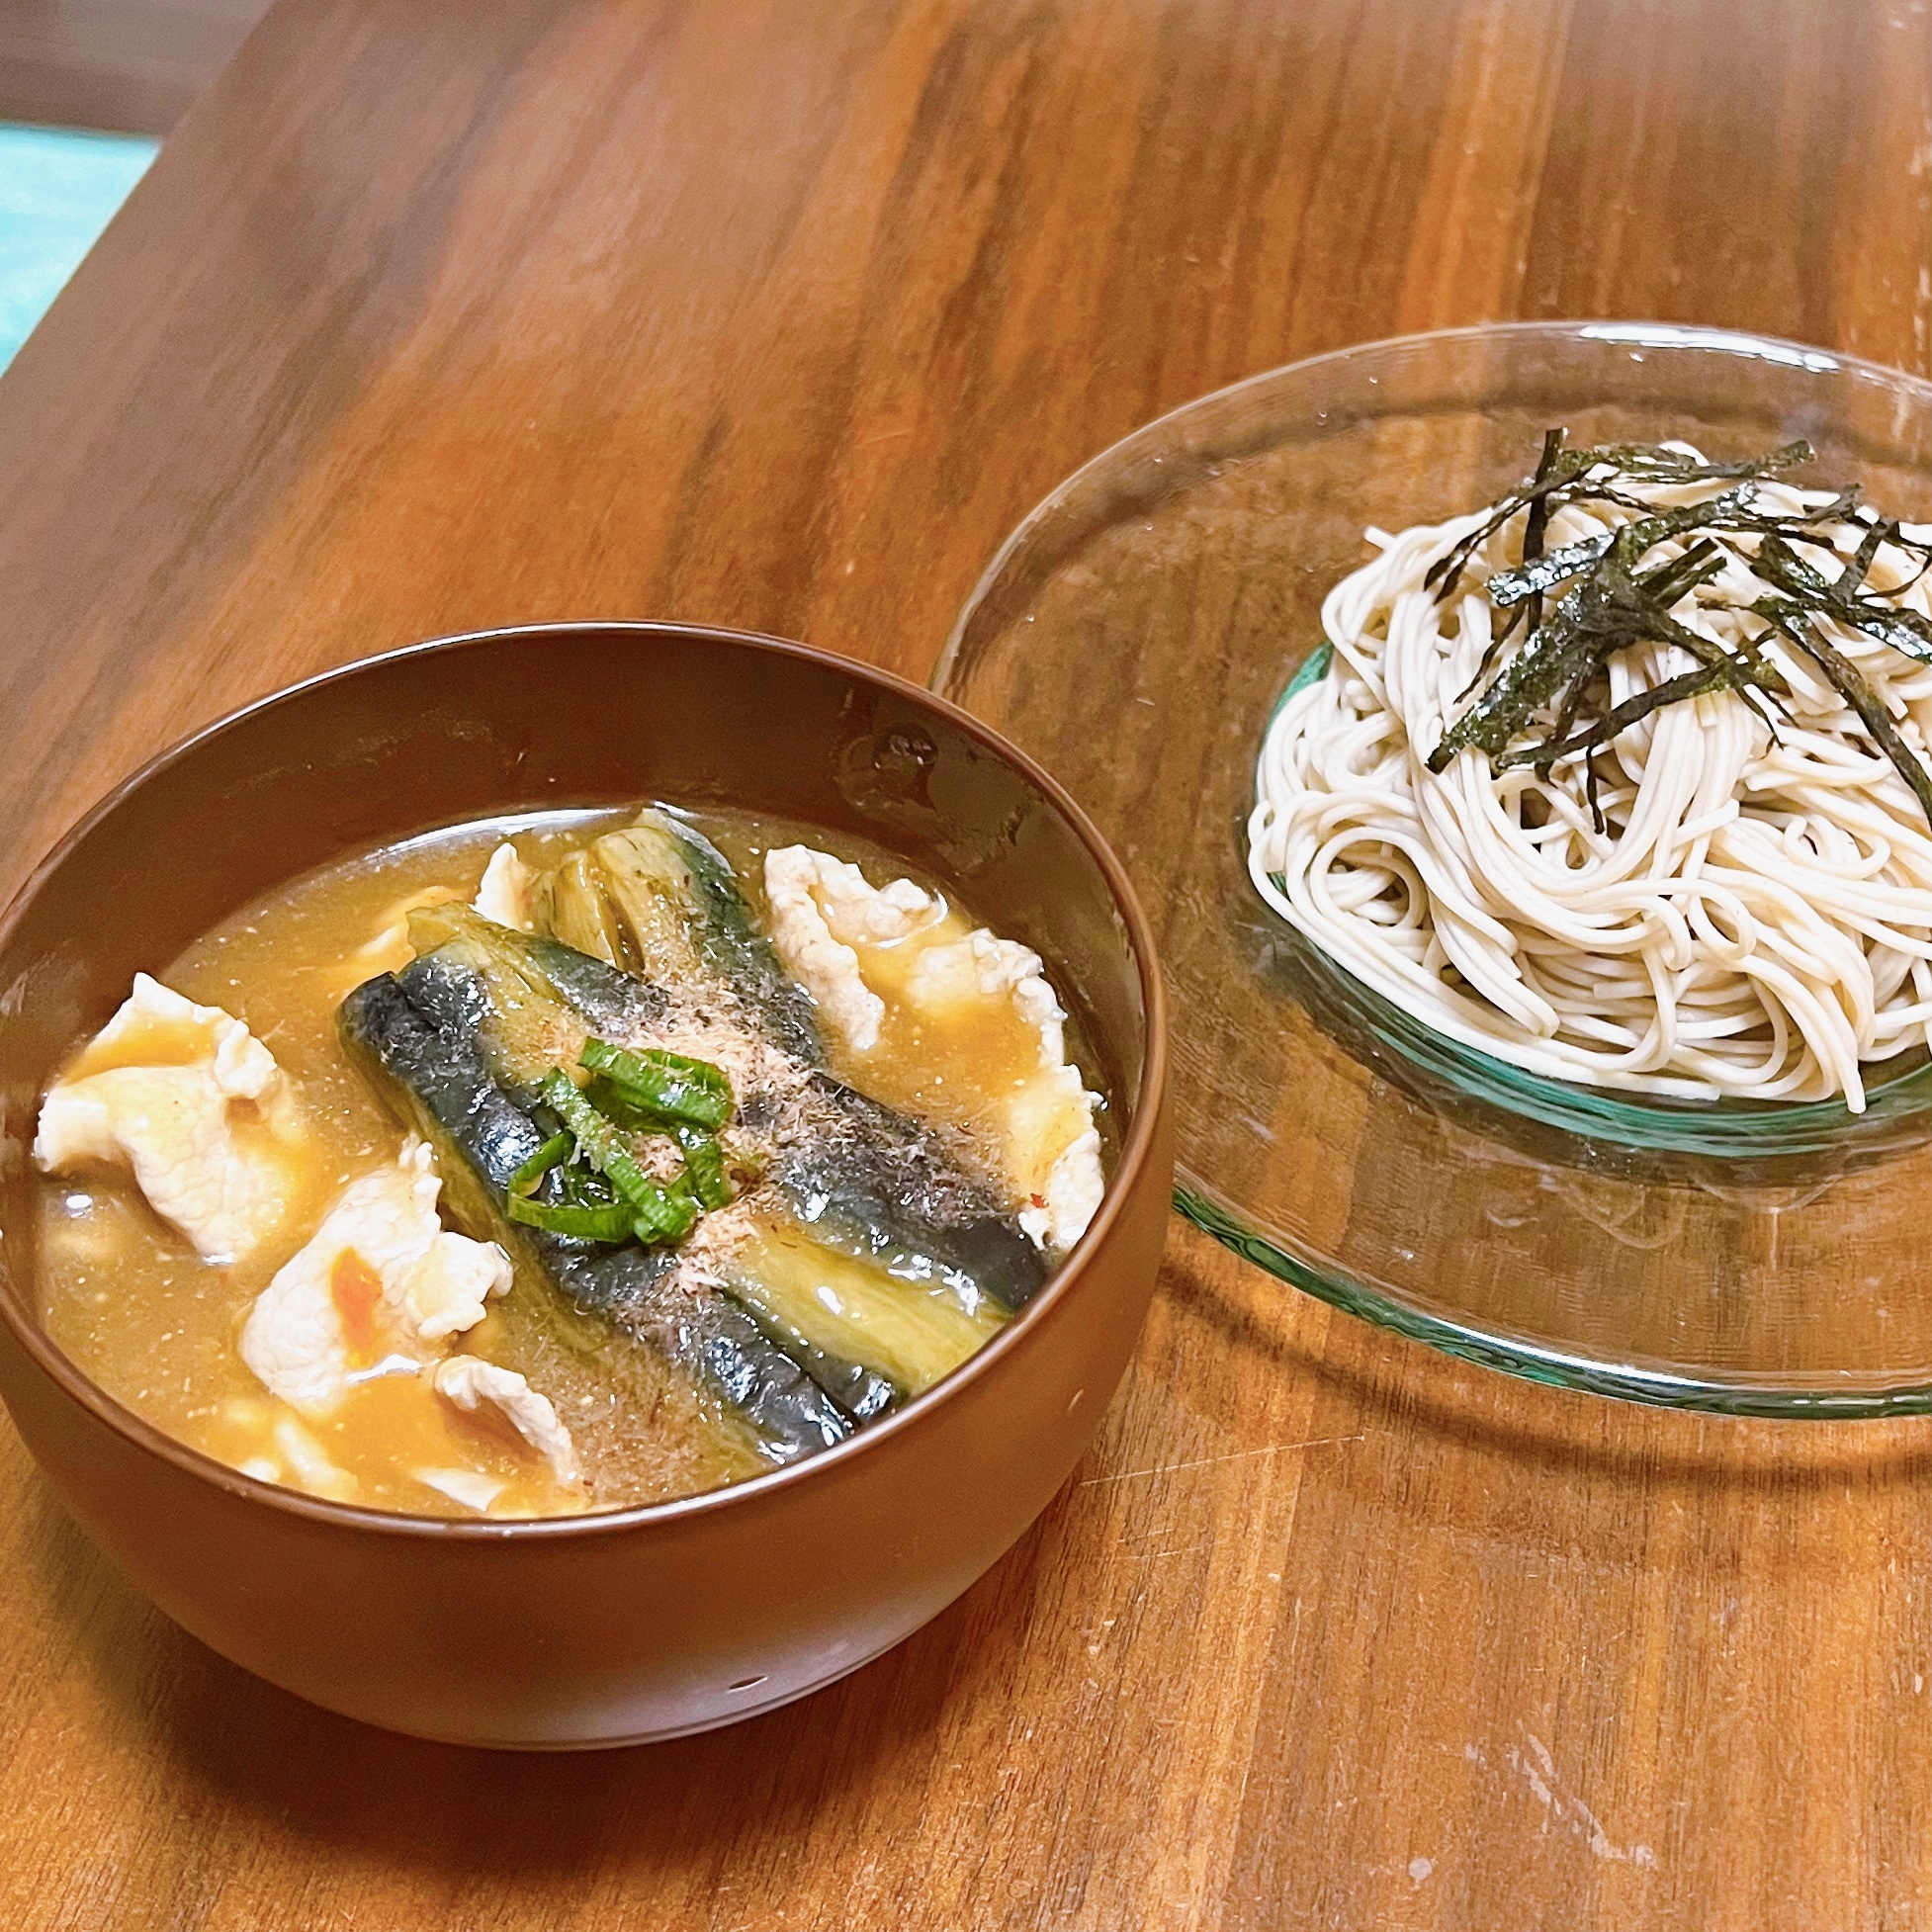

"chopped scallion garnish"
[674,1128,734,1210]
[506,1194,638,1242]
[537,1069,672,1221]
[507,1130,574,1198]
[579,1037,733,1129]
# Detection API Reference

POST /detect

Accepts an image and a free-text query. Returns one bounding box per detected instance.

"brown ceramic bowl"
[0,623,1172,1748]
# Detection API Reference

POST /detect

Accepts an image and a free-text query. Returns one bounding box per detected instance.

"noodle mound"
[1247,451,1932,1110]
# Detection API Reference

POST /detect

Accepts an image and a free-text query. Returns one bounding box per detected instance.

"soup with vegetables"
[35,806,1110,1517]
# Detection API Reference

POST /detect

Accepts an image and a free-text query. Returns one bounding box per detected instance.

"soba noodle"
[1247,450,1932,1110]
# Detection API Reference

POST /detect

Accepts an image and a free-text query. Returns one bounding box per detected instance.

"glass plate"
[936,321,1932,1415]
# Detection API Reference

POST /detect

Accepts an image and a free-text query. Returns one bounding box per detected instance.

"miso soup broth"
[35,804,1112,1518]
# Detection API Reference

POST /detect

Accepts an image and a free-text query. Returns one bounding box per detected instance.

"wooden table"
[2,2,1929,1924]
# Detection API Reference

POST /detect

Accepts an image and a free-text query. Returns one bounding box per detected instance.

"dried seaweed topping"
[1418,430,1932,828]
[1421,432,1813,608]
[1752,599,1932,828]
[1752,530,1932,667]
[1426,526,1770,774]
[1494,645,1772,774]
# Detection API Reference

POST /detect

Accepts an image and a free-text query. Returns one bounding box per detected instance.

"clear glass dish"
[936,320,1932,1415]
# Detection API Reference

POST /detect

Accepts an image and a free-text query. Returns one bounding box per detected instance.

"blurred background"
[0,0,264,366]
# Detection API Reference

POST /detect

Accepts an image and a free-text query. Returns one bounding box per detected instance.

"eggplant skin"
[524,935,667,1036]
[576,814,1047,1308]
[657,1299,858,1454]
[338,967,861,1465]
[340,968,551,1213]
[658,815,826,1063]
[786,1074,1049,1311]
[730,1305,900,1423]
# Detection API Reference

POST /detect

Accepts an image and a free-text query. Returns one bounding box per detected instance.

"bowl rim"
[0,620,1171,1537]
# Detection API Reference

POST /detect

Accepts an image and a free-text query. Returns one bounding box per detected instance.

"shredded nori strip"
[1416,429,1932,830]
[1427,528,1769,773]
[1752,530,1932,667]
[1457,427,1566,700]
[1422,433,1813,607]
[1753,599,1932,829]
[1495,646,1773,773]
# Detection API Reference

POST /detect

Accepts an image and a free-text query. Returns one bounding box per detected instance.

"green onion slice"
[674,1128,733,1210]
[506,1193,637,1242]
[579,1038,733,1130]
[555,1160,619,1208]
[630,1177,700,1244]
[579,1075,659,1134]
[507,1131,574,1198]
[538,1070,664,1211]
[536,1067,706,1245]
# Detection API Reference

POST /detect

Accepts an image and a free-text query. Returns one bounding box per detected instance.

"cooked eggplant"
[526,809,1048,1310]
[345,834,1055,1430]
[781,1074,1046,1312]
[398,902,663,1093]
[723,1227,1005,1400]
[533,808,823,1060]
[339,965,876,1463]
[346,801,1077,1478]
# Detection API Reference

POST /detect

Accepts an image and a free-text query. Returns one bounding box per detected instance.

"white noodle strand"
[1247,453,1932,1111]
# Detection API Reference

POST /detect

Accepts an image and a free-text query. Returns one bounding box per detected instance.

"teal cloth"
[0,123,158,373]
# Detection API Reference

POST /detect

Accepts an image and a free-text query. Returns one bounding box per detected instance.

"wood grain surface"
[3,1,1932,1926]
